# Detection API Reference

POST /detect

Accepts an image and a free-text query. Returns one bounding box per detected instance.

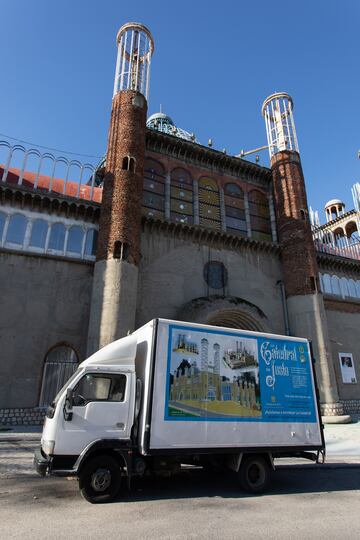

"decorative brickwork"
[271,150,319,296]
[0,407,45,426]
[96,90,147,265]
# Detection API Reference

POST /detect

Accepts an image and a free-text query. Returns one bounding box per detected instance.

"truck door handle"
[116,422,125,429]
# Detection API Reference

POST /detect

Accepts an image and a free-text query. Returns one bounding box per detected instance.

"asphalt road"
[1,440,360,540]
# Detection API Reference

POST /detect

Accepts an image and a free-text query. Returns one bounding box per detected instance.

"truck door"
[56,371,134,455]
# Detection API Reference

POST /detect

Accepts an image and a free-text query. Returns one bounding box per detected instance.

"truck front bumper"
[34,446,51,476]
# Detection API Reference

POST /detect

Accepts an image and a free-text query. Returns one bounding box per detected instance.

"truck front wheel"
[79,455,121,503]
[239,455,271,494]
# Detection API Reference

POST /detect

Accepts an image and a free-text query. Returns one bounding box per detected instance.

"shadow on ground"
[2,464,359,508]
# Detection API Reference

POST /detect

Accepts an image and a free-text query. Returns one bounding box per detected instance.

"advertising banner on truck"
[164,324,317,423]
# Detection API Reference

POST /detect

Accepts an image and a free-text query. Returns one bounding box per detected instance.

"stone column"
[193,179,200,225]
[268,192,278,243]
[219,187,227,232]
[244,191,251,238]
[165,171,171,220]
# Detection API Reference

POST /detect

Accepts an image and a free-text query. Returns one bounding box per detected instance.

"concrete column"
[193,179,200,225]
[244,191,251,238]
[286,293,342,414]
[23,219,33,249]
[219,187,226,232]
[165,171,171,220]
[268,192,278,243]
[87,259,138,356]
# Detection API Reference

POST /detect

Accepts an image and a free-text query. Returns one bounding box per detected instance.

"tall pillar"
[87,22,154,355]
[262,92,348,420]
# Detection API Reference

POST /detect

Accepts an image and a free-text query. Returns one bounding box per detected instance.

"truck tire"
[79,455,121,503]
[239,455,270,494]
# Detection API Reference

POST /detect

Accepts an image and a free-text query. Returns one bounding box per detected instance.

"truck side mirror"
[63,388,73,422]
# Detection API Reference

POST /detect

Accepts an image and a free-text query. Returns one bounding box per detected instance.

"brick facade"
[271,150,319,296]
[96,90,147,265]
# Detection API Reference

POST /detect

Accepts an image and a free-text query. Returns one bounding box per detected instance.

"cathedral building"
[0,22,359,425]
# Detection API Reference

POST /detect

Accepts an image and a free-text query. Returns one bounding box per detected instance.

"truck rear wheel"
[239,455,270,494]
[79,455,121,503]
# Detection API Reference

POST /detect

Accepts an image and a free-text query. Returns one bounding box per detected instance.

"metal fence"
[314,238,360,261]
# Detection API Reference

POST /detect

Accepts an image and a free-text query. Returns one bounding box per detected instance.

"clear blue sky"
[1,0,359,221]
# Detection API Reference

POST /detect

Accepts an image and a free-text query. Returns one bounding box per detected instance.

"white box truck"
[34,319,325,502]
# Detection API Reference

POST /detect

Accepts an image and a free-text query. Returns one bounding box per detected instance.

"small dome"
[324,199,345,209]
[147,110,196,142]
[147,112,174,126]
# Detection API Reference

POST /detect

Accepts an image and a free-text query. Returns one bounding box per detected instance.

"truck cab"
[35,334,139,502]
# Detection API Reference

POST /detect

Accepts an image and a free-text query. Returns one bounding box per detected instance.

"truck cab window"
[73,374,126,406]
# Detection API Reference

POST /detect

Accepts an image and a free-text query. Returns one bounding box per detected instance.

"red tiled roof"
[0,166,102,203]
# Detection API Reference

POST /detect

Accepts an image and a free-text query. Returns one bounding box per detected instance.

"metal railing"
[314,238,360,261]
[0,140,102,203]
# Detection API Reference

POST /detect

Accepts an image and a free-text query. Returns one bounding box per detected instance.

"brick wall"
[271,150,319,296]
[96,90,147,265]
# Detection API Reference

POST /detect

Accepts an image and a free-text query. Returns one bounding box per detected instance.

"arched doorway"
[206,309,264,332]
[39,344,79,406]
[177,296,269,333]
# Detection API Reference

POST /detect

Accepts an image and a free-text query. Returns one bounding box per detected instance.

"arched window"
[48,223,66,252]
[84,229,98,257]
[348,279,357,298]
[248,190,272,242]
[122,156,136,172]
[321,273,332,294]
[333,227,345,248]
[170,168,193,224]
[224,183,247,236]
[198,177,221,230]
[142,158,165,219]
[6,214,27,245]
[331,275,341,296]
[67,226,84,255]
[345,221,359,244]
[39,344,78,407]
[0,212,6,244]
[29,219,48,249]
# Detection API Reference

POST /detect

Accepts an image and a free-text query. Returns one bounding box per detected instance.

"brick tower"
[87,22,154,354]
[262,93,346,419]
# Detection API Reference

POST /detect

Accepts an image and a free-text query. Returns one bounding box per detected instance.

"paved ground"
[0,421,360,539]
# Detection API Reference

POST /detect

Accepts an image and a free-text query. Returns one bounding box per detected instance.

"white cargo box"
[134,319,323,454]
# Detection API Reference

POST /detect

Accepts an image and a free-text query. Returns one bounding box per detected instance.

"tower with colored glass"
[87,22,154,354]
[262,93,344,417]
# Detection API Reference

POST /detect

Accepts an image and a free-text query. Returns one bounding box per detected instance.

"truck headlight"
[42,439,55,456]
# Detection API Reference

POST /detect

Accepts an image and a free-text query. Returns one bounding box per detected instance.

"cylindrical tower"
[262,92,346,420]
[87,23,154,354]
